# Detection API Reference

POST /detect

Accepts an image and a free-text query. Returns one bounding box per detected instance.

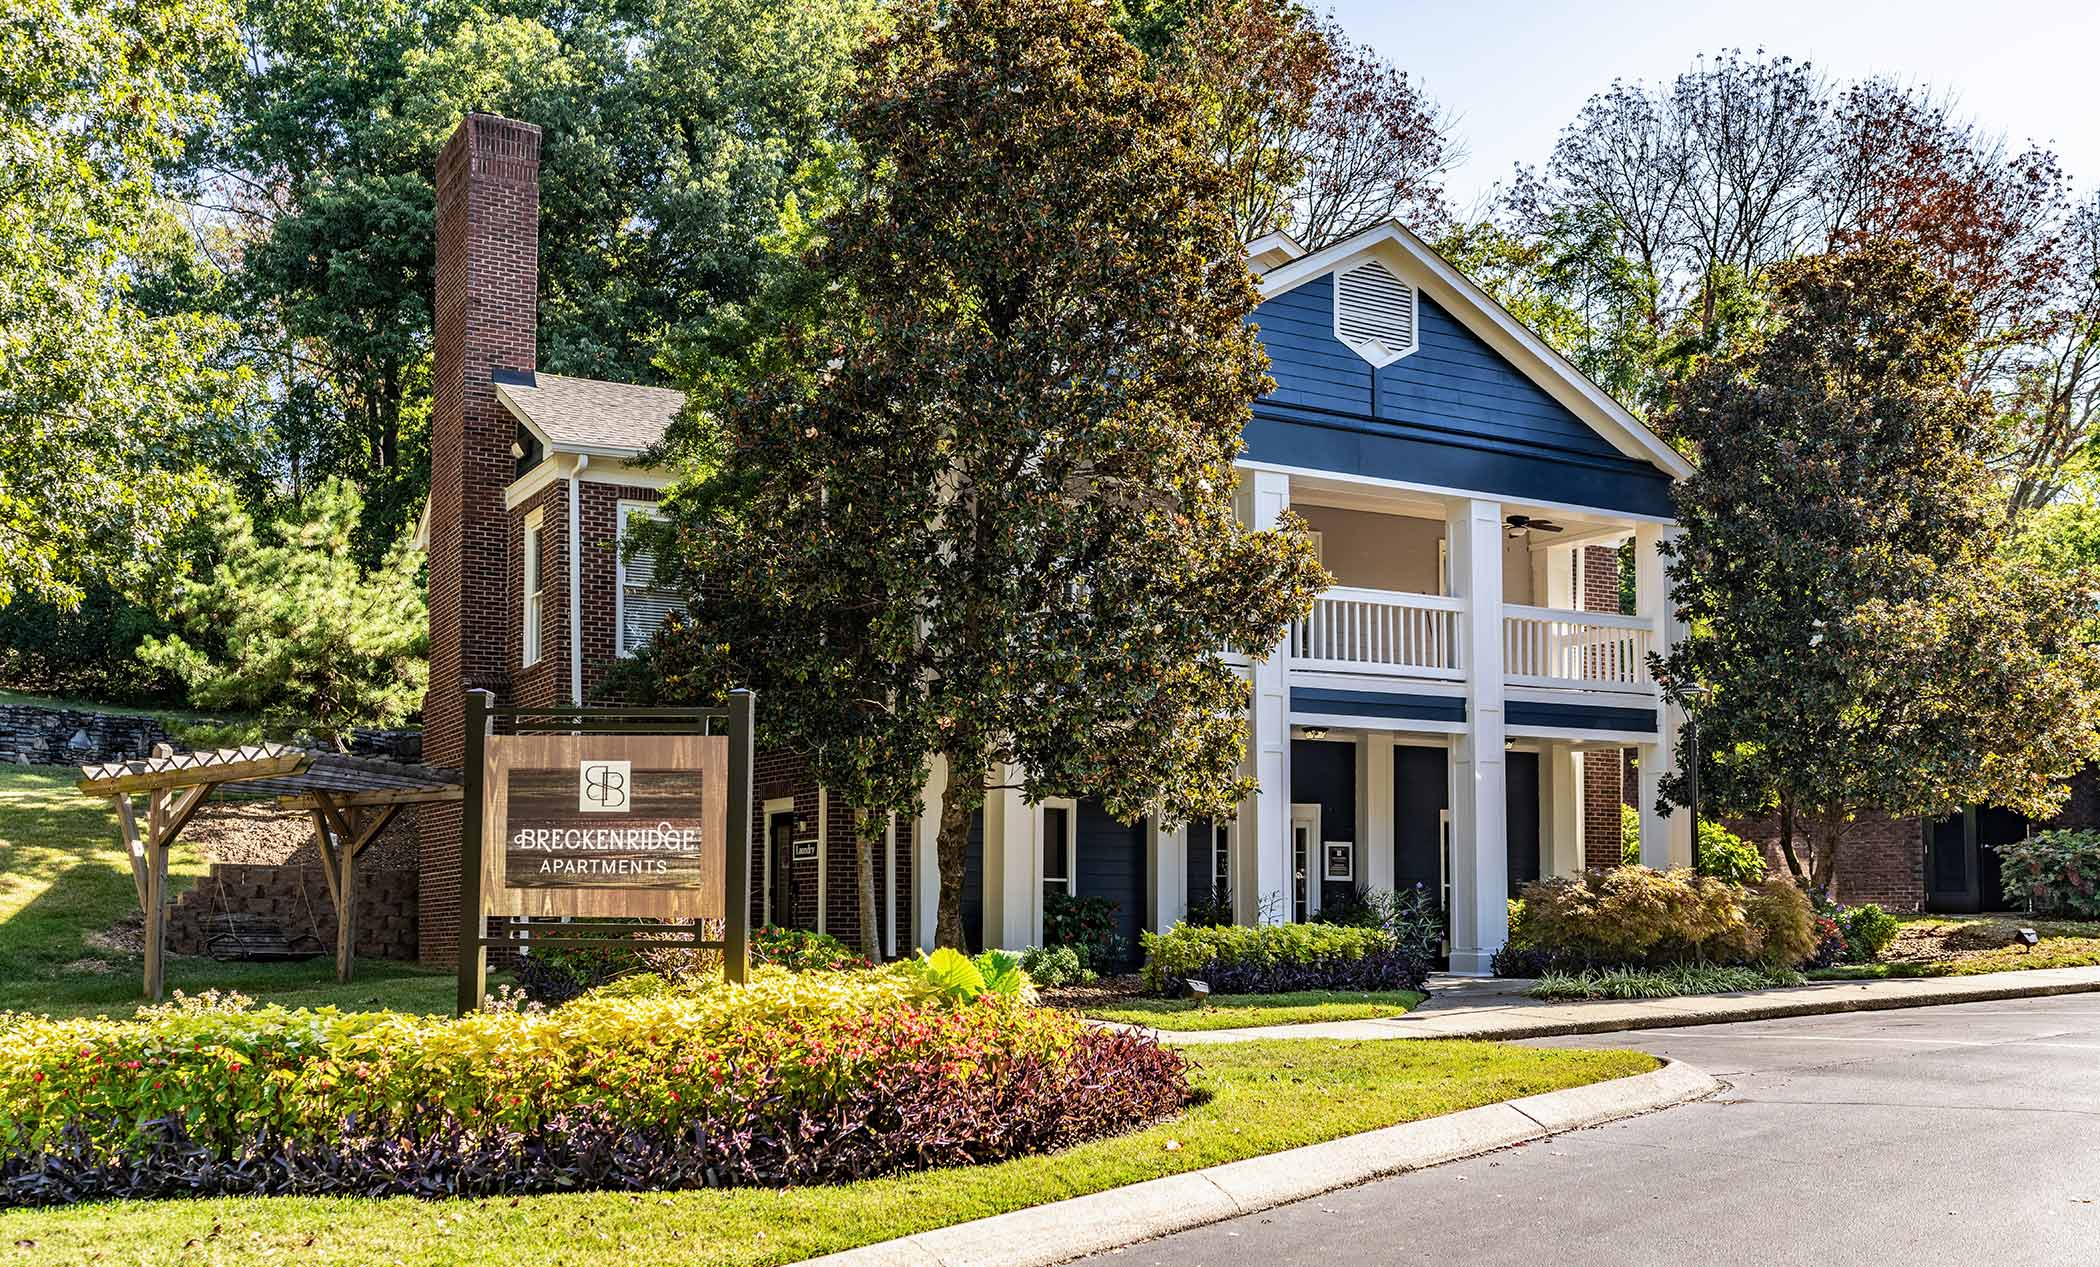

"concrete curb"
[1153,965,2100,1045]
[795,1059,1717,1267]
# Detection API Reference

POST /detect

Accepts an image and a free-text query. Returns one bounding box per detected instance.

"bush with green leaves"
[1619,804,1767,885]
[904,947,1033,1004]
[1997,830,2100,918]
[1139,922,1428,995]
[1504,868,1816,973]
[1837,904,1900,963]
[1020,944,1094,989]
[1044,891,1123,967]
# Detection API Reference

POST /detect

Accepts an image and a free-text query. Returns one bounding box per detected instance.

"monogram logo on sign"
[579,760,632,812]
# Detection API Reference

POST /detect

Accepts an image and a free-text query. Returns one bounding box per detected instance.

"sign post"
[456,690,754,1013]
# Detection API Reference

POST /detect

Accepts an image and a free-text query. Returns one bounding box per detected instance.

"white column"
[815,786,829,935]
[1635,523,1692,868]
[915,755,947,952]
[1241,468,1294,924]
[983,764,1034,950]
[1360,731,1395,893]
[1447,497,1508,974]
[1546,743,1584,877]
[1149,819,1185,934]
[883,813,898,959]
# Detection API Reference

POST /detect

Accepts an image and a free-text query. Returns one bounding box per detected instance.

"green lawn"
[0,764,454,1018]
[1086,989,1426,1031]
[0,1038,1654,1266]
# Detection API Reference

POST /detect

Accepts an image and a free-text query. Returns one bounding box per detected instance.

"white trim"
[1240,458,1679,528]
[566,456,586,705]
[1256,219,1696,482]
[884,813,898,959]
[761,797,795,928]
[504,453,676,512]
[614,500,677,658]
[521,508,544,668]
[815,786,829,935]
[1290,803,1322,921]
[1039,797,1078,898]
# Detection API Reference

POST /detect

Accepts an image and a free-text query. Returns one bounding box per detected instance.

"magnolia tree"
[633,0,1325,951]
[1655,241,2100,893]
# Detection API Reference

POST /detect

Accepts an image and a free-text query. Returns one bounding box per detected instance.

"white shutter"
[617,503,682,656]
[1333,259,1418,367]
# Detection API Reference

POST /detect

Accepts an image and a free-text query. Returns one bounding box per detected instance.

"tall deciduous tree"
[637,0,1325,950]
[181,0,871,557]
[1139,0,1454,249]
[0,0,249,609]
[1655,242,2100,892]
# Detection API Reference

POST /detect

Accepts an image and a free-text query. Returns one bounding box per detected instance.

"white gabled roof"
[1252,220,1696,481]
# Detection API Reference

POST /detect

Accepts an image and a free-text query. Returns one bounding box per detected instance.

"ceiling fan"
[1505,513,1565,536]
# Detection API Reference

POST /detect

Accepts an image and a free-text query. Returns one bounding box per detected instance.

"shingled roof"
[496,371,686,457]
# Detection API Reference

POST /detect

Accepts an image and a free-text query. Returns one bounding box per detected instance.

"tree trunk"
[1808,818,1844,899]
[854,806,880,963]
[933,763,975,950]
[1776,796,1808,886]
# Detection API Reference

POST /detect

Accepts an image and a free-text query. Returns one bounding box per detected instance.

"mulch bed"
[1883,915,2100,966]
[183,800,419,870]
[1036,974,1149,1011]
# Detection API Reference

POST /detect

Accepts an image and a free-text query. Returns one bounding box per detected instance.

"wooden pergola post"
[79,744,460,1001]
[307,791,403,983]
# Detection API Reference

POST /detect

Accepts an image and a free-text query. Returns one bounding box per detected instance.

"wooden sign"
[481,733,727,920]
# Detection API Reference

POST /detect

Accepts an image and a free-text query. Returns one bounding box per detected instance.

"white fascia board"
[494,384,662,463]
[504,455,675,511]
[1255,220,1696,483]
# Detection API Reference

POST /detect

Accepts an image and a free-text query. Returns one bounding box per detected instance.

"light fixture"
[1186,978,1211,1006]
[509,441,525,459]
[1300,727,1329,740]
[2017,928,2040,950]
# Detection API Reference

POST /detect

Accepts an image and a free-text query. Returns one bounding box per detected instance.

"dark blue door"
[1076,800,1148,969]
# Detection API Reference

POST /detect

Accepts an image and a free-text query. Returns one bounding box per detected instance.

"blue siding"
[1506,700,1658,733]
[1292,687,1465,724]
[1249,272,1676,517]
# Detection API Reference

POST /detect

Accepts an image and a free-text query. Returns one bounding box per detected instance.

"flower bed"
[0,964,1191,1208]
[1139,922,1429,995]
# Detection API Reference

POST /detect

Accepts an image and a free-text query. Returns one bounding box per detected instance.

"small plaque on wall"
[1324,840,1354,882]
[792,835,819,862]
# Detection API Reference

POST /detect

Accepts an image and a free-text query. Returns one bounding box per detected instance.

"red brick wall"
[1579,543,1628,869]
[420,113,541,966]
[1726,813,1925,911]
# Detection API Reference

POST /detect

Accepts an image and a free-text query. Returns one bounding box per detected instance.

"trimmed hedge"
[0,967,1190,1207]
[1140,922,1430,995]
[1494,867,1817,976]
[1998,830,2100,918]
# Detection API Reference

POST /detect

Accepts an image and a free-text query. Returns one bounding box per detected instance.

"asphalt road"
[1081,994,2100,1267]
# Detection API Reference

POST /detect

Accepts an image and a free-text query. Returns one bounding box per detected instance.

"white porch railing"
[1501,604,1654,689]
[1291,587,1463,679]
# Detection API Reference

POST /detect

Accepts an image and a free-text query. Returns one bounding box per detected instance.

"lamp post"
[1680,684,1715,876]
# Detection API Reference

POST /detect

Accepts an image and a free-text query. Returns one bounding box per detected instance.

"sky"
[1324,0,2100,216]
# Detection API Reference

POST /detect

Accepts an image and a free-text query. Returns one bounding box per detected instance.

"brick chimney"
[421,112,541,964]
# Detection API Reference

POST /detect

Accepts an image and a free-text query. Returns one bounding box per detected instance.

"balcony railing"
[1291,588,1464,679]
[1289,589,1655,691]
[1502,604,1653,689]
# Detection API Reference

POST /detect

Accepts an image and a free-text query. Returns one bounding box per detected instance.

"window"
[522,511,544,667]
[1333,259,1419,367]
[1042,803,1074,903]
[1210,823,1231,905]
[616,501,680,656]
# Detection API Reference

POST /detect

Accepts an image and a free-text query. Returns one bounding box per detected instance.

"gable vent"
[1333,260,1418,368]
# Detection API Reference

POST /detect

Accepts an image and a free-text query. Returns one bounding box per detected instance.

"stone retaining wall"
[0,704,176,766]
[167,863,419,961]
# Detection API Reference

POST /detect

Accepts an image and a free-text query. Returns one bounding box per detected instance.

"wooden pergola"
[78,744,461,999]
